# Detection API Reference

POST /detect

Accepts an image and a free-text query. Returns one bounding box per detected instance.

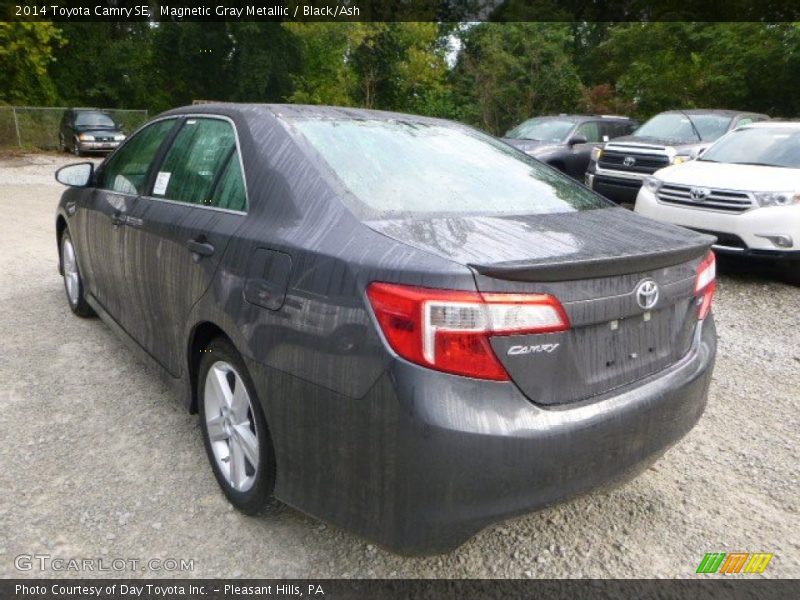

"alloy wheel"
[203,361,260,492]
[62,236,80,306]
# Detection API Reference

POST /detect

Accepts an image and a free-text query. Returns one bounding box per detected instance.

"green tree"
[49,23,157,111]
[149,22,235,110]
[592,23,800,118]
[227,23,300,103]
[285,22,363,106]
[452,23,584,135]
[286,23,451,115]
[0,22,62,105]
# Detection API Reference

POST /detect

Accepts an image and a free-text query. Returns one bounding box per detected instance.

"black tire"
[60,230,95,318]
[59,134,67,153]
[780,262,800,286]
[198,337,277,514]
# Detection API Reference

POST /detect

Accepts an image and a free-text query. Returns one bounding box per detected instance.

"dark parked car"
[54,104,718,554]
[59,108,126,156]
[502,115,637,179]
[586,109,770,204]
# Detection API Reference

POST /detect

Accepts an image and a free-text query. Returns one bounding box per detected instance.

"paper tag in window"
[153,171,171,195]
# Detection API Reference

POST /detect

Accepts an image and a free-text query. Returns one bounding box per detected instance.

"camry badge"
[635,279,659,310]
[508,343,560,356]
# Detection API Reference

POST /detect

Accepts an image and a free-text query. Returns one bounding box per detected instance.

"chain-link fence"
[0,107,149,150]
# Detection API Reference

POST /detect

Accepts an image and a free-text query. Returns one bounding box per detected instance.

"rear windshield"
[75,112,116,128]
[291,119,607,218]
[701,127,800,168]
[635,113,732,142]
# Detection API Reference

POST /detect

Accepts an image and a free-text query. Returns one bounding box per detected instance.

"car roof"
[164,104,638,128]
[522,114,631,122]
[165,103,451,126]
[660,109,766,117]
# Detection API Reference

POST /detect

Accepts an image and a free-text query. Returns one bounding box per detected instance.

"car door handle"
[187,238,215,260]
[111,213,126,227]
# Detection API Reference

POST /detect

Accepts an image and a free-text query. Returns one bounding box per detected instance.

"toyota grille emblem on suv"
[635,279,659,310]
[623,156,636,167]
[690,187,711,201]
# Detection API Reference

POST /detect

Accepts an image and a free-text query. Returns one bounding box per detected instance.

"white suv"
[635,122,800,284]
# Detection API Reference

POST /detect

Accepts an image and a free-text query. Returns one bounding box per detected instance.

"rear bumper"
[249,318,716,554]
[635,188,800,260]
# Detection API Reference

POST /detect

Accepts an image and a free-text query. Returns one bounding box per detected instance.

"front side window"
[153,118,236,205]
[291,119,607,218]
[99,119,175,194]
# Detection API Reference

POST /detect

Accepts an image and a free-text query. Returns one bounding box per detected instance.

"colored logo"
[696,552,774,574]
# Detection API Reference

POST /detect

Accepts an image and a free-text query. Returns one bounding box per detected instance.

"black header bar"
[4,0,800,22]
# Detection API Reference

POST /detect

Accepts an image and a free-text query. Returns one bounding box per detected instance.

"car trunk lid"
[365,208,713,405]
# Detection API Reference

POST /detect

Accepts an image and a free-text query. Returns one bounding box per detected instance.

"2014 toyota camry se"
[54,104,718,554]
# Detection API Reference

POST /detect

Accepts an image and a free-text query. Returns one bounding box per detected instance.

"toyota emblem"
[623,156,636,167]
[690,186,711,201]
[635,279,659,310]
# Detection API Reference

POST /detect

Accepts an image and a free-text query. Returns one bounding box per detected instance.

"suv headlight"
[78,133,95,141]
[590,146,603,162]
[754,191,800,207]
[114,134,126,141]
[643,175,662,193]
[671,154,691,165]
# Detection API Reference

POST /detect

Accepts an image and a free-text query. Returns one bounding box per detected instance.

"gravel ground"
[0,153,798,579]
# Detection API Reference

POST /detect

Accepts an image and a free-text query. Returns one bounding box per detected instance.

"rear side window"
[99,119,175,194]
[575,121,601,142]
[153,118,236,205]
[209,150,247,211]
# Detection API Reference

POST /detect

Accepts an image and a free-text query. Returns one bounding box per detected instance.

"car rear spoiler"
[469,240,714,282]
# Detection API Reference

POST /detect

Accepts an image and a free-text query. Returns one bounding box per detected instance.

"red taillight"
[366,282,570,381]
[695,251,716,320]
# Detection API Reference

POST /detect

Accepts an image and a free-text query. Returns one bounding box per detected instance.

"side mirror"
[690,146,707,160]
[567,135,588,146]
[55,162,94,187]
